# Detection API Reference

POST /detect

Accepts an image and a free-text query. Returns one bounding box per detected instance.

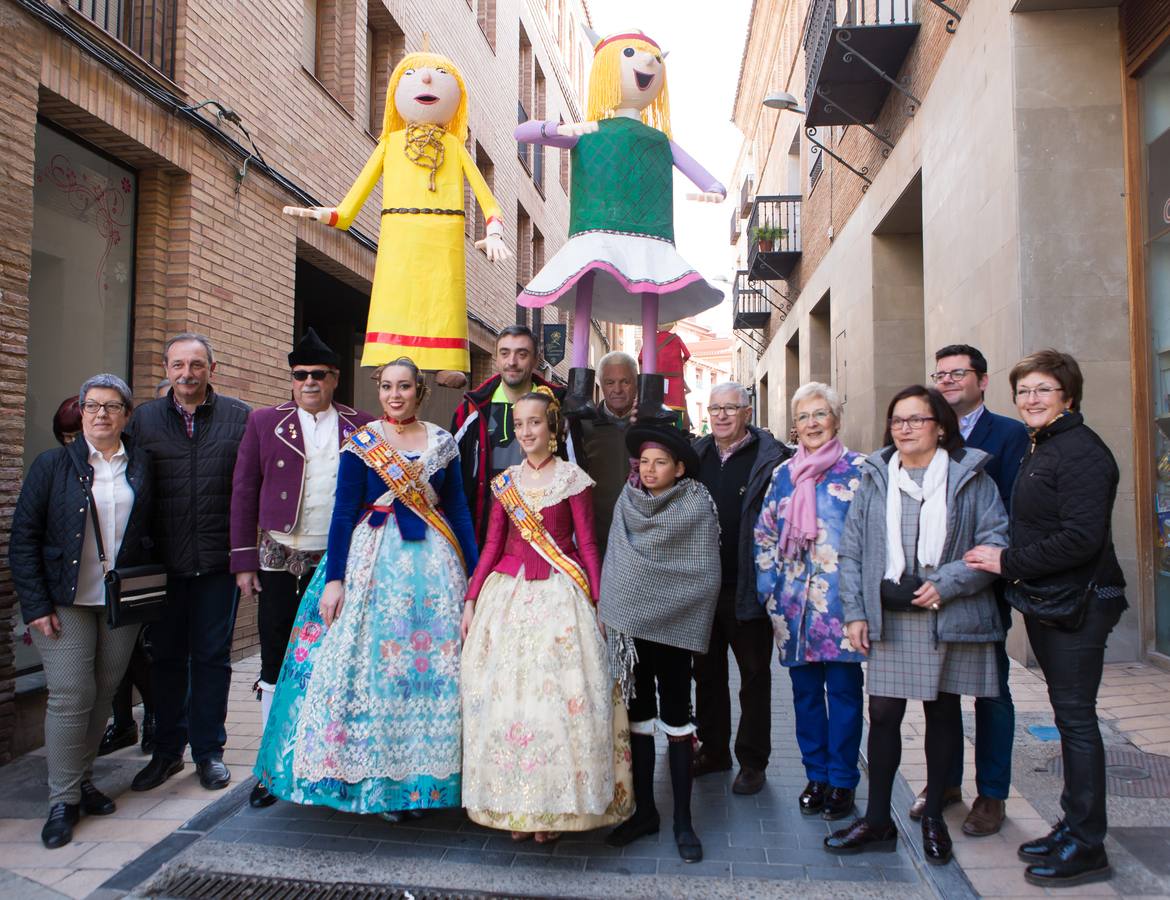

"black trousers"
[1026,597,1124,848]
[693,585,774,770]
[257,568,316,684]
[627,638,693,733]
[111,627,153,727]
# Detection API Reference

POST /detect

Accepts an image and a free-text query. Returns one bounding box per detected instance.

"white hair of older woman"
[790,381,843,421]
[597,350,638,377]
[710,381,750,406]
[79,373,134,411]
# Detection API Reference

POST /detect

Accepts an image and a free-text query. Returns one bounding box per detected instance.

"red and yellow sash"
[348,426,465,569]
[491,469,592,600]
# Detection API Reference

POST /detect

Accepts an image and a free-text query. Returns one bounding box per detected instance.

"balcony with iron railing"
[69,0,177,79]
[740,174,755,217]
[803,0,921,128]
[732,269,792,335]
[746,195,801,282]
[730,205,742,246]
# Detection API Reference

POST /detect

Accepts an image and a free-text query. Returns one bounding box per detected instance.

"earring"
[547,433,558,454]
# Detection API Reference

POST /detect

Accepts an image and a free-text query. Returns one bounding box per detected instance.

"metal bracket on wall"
[738,329,768,355]
[835,29,924,117]
[806,127,872,192]
[926,0,961,34]
[815,86,894,157]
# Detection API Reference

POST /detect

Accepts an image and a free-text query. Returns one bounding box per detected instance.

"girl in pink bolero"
[460,388,633,843]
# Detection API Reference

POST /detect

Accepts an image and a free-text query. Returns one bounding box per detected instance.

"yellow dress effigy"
[332,130,501,372]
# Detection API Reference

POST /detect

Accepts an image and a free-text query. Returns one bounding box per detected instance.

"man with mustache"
[451,326,568,546]
[125,333,249,794]
[228,329,372,808]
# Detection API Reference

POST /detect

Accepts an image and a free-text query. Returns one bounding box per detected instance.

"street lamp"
[762,91,806,115]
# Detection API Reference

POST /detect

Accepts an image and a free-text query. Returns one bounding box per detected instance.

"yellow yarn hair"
[381,52,469,142]
[586,37,672,139]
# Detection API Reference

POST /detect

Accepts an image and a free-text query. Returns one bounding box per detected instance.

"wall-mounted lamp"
[762,91,806,115]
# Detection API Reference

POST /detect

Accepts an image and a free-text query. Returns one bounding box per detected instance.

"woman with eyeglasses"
[964,350,1125,888]
[827,385,1008,865]
[10,375,155,849]
[753,383,867,822]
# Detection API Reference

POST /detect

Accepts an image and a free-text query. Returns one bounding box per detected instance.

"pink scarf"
[778,438,845,559]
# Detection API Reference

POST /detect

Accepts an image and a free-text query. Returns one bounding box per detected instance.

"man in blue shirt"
[912,344,1029,836]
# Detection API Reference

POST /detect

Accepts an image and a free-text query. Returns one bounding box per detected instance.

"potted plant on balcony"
[751,226,788,252]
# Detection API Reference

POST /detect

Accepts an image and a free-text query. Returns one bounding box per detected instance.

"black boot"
[605,733,660,847]
[668,738,702,863]
[563,367,598,420]
[635,374,676,427]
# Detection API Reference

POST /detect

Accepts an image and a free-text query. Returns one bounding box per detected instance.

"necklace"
[525,455,554,475]
[383,415,417,435]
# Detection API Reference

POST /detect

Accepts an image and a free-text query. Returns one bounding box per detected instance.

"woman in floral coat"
[755,383,866,821]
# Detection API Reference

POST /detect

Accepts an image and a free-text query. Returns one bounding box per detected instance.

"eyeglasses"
[292,369,336,381]
[888,415,937,431]
[1014,385,1061,400]
[795,409,833,426]
[930,368,975,383]
[81,401,127,415]
[709,404,748,417]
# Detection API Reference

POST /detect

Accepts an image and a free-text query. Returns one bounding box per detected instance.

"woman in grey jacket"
[825,385,1008,865]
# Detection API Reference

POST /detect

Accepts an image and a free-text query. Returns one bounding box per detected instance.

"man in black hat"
[228,328,372,807]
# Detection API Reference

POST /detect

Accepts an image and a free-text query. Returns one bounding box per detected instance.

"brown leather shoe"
[908,785,963,821]
[962,796,1006,836]
[732,766,766,795]
[691,745,732,778]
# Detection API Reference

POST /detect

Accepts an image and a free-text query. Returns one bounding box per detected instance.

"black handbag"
[86,484,168,629]
[1005,527,1111,632]
[879,572,925,613]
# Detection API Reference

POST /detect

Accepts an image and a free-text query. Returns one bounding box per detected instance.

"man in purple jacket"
[229,329,372,807]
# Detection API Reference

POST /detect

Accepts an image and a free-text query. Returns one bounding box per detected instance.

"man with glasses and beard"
[229,329,372,807]
[126,333,249,794]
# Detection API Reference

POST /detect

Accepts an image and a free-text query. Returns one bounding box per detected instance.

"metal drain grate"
[1046,747,1170,799]
[147,868,538,900]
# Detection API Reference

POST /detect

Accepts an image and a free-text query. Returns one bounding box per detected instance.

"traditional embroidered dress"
[516,117,721,324]
[461,461,634,832]
[254,422,479,813]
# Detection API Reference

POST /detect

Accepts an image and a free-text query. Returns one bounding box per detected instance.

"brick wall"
[0,0,582,761]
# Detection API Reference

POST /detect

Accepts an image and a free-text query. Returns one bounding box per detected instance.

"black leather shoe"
[79,780,116,816]
[691,745,732,778]
[196,757,231,790]
[921,815,953,865]
[131,754,184,792]
[249,782,277,808]
[732,766,766,795]
[41,803,79,849]
[674,825,703,863]
[799,780,828,815]
[605,810,661,847]
[824,818,898,854]
[1018,820,1070,863]
[97,721,137,757]
[822,786,856,821]
[140,714,156,755]
[1024,838,1111,887]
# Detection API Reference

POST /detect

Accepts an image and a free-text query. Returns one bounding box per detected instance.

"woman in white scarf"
[828,386,1008,867]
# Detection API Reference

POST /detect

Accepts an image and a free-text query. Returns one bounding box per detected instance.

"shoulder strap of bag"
[83,480,110,575]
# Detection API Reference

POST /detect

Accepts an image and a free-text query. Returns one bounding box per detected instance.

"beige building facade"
[729,0,1170,665]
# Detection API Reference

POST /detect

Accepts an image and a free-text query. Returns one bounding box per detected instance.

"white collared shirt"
[296,405,338,452]
[271,405,340,552]
[959,404,986,441]
[77,439,133,606]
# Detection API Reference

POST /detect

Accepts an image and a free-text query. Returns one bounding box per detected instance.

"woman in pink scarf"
[753,382,866,821]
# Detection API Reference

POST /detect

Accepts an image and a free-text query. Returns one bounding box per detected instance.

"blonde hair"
[381,52,470,141]
[586,37,672,138]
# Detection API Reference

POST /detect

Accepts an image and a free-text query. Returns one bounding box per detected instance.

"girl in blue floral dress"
[254,359,478,819]
[754,383,866,821]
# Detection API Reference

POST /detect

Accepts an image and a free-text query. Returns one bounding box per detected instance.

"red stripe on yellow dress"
[348,427,466,570]
[365,331,469,350]
[490,470,592,600]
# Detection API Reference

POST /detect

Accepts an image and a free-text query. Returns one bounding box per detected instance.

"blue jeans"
[945,639,1014,799]
[789,661,864,789]
[151,572,239,763]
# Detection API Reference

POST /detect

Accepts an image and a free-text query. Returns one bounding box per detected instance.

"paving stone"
[584,856,658,875]
[511,853,588,872]
[298,835,378,855]
[657,858,733,878]
[441,847,515,868]
[729,861,806,881]
[234,830,312,849]
[805,864,883,882]
[414,830,487,850]
[696,843,767,863]
[371,840,444,861]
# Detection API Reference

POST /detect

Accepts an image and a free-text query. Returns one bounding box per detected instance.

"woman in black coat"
[965,349,1125,889]
[10,374,154,850]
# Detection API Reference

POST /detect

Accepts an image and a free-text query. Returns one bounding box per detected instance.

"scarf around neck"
[778,438,845,559]
[883,447,949,581]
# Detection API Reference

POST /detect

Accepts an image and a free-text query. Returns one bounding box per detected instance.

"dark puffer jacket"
[1001,411,1125,594]
[10,435,155,623]
[126,389,250,576]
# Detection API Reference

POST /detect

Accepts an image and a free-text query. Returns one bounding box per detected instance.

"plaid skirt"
[866,609,999,701]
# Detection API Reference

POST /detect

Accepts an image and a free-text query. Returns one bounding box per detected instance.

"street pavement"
[0,653,1168,897]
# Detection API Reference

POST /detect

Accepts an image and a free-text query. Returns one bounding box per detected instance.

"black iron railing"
[747,195,800,255]
[71,0,177,79]
[733,269,792,334]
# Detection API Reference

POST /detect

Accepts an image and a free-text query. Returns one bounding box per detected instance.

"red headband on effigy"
[594,32,661,55]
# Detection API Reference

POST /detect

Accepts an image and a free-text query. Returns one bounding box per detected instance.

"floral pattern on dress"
[754,450,867,666]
